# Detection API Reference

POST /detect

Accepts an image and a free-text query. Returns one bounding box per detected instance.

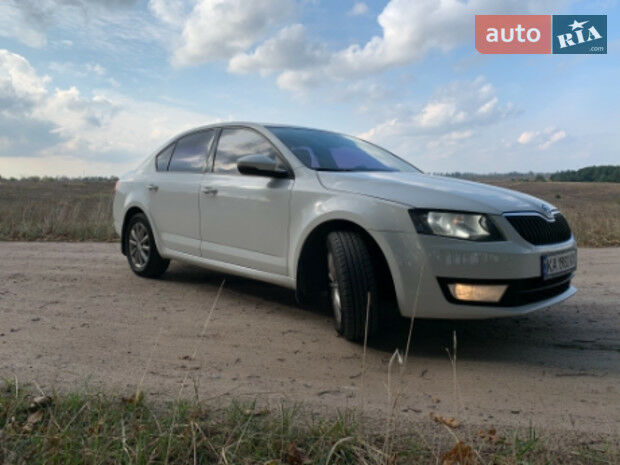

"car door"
[148,129,215,256]
[199,127,293,275]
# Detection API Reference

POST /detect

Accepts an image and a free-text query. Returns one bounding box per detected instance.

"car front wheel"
[326,231,379,341]
[124,213,170,278]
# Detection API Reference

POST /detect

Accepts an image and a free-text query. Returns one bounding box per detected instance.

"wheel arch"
[294,219,397,311]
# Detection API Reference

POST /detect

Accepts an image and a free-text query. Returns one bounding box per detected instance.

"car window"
[213,128,282,174]
[267,126,420,173]
[168,130,215,173]
[155,144,175,171]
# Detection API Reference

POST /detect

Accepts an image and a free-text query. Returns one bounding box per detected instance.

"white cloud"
[228,24,326,76]
[517,131,537,144]
[0,0,142,48]
[0,3,47,47]
[168,0,294,66]
[224,0,566,91]
[276,69,322,93]
[48,62,107,78]
[518,128,567,150]
[361,77,515,141]
[355,77,517,169]
[148,0,190,27]
[0,49,218,175]
[334,0,566,77]
[348,2,369,16]
[0,50,49,110]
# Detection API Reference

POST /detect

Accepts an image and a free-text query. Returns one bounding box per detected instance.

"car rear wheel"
[125,213,169,278]
[326,231,379,341]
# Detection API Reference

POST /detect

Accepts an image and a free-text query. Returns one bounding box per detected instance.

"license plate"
[541,250,577,280]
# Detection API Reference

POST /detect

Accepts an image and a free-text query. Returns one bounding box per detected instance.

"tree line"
[442,165,619,183]
[549,165,620,183]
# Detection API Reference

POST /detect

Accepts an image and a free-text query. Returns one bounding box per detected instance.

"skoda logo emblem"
[541,204,554,219]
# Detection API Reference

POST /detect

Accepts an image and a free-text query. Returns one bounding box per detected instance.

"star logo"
[569,19,588,31]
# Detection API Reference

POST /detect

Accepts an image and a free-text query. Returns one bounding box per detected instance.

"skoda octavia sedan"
[113,122,577,341]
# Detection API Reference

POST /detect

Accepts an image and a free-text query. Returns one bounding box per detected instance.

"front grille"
[438,272,573,307]
[506,212,572,245]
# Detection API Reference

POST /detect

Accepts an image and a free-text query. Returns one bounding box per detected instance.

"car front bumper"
[371,230,578,319]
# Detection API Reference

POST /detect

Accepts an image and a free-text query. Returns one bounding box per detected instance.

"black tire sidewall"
[124,213,168,277]
[326,231,379,341]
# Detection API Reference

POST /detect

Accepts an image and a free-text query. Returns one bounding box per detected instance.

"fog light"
[447,283,507,303]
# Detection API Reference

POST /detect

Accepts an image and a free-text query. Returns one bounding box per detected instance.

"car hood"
[317,171,556,215]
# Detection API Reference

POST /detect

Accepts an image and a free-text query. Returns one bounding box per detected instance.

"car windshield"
[267,126,420,173]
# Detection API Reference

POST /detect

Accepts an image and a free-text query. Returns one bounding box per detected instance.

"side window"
[214,128,282,174]
[155,144,175,171]
[168,130,215,173]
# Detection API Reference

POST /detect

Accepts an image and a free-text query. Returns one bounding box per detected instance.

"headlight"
[409,209,504,241]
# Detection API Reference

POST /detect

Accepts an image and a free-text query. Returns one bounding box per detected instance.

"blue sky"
[0,0,618,177]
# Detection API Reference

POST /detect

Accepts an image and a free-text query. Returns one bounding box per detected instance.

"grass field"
[0,180,116,241]
[0,179,618,246]
[1,382,615,465]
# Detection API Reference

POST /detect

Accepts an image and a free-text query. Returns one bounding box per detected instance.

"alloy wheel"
[128,222,150,270]
[327,251,342,328]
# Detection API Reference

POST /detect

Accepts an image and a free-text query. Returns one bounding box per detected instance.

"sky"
[0,0,618,178]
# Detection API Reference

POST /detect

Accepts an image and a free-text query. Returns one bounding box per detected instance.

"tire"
[326,231,379,342]
[124,213,170,278]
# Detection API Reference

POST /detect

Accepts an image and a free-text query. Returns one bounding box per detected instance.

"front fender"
[288,190,413,281]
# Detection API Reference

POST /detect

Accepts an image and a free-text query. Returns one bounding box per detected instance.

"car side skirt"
[163,249,296,289]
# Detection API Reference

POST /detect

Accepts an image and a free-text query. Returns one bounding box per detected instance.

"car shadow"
[162,263,618,372]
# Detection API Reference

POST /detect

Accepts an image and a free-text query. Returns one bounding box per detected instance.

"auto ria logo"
[475,15,607,54]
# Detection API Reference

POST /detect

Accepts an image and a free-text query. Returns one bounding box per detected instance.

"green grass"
[0,382,616,464]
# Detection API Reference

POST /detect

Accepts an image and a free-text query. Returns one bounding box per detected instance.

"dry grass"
[0,179,116,241]
[0,179,618,246]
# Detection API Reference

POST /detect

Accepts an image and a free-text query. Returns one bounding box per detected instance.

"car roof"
[172,121,336,139]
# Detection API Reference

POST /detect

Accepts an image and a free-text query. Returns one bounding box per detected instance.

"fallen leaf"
[477,428,502,444]
[286,442,310,465]
[441,441,477,465]
[430,412,460,428]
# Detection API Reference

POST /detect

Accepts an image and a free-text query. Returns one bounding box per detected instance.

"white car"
[113,122,577,341]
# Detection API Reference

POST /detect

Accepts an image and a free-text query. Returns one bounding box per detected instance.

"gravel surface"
[0,242,618,437]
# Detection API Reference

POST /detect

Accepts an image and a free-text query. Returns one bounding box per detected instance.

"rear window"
[168,130,215,172]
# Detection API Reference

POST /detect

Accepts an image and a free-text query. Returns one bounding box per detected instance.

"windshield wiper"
[314,168,356,172]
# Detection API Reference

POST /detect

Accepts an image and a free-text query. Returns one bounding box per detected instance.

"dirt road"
[1,242,618,437]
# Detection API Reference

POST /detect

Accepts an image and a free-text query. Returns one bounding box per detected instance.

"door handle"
[202,186,218,196]
[147,184,159,192]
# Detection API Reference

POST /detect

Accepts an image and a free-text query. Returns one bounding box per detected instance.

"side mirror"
[237,154,290,178]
